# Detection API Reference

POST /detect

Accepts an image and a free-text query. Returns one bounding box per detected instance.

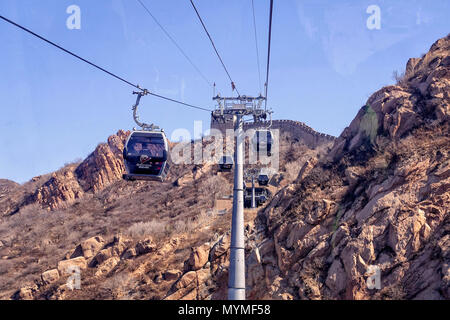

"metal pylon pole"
[228,113,245,300]
[251,176,256,209]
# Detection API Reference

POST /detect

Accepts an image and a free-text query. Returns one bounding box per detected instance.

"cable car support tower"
[244,168,260,209]
[212,95,272,300]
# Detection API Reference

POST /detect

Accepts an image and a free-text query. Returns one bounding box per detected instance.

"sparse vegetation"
[285,161,301,182]
[126,221,166,239]
[392,69,406,86]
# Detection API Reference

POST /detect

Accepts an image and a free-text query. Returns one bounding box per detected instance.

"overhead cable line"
[264,0,274,109]
[0,14,212,112]
[188,0,240,96]
[251,0,263,94]
[146,91,211,112]
[136,0,212,88]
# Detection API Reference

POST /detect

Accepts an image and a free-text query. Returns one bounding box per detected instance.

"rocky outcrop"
[12,234,135,300]
[241,35,450,300]
[31,169,84,210]
[75,130,129,193]
[0,179,23,215]
[135,237,157,255]
[329,35,449,161]
[185,243,210,271]
[244,130,448,299]
[25,130,129,210]
[164,269,182,281]
[70,236,106,259]
[0,179,19,198]
[165,241,220,300]
[13,285,38,300]
[41,269,60,285]
[57,257,87,275]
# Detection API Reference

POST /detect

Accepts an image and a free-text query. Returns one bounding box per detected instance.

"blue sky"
[0,0,449,183]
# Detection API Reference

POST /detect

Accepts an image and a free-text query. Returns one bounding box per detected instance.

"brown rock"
[438,235,450,259]
[175,271,197,290]
[81,236,105,259]
[15,286,36,300]
[164,269,182,281]
[175,171,194,187]
[247,249,265,289]
[180,289,198,300]
[32,169,84,210]
[326,259,346,294]
[95,257,120,277]
[186,243,210,271]
[136,237,156,255]
[296,158,317,182]
[165,285,197,300]
[75,130,129,193]
[345,167,363,187]
[122,248,137,259]
[293,225,328,259]
[196,268,212,299]
[331,223,350,248]
[280,293,294,300]
[389,106,419,138]
[286,221,311,249]
[93,248,113,266]
[210,235,230,260]
[50,284,71,300]
[111,234,130,256]
[304,199,335,224]
[166,269,205,300]
[159,237,180,256]
[41,269,60,285]
[356,192,399,227]
[57,257,87,275]
[388,208,428,258]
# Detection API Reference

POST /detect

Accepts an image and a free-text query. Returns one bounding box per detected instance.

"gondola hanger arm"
[132,89,160,131]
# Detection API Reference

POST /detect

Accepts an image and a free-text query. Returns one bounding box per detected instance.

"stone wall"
[211,118,336,148]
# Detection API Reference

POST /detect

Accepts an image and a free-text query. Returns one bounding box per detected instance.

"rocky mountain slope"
[246,34,449,300]
[1,34,448,300]
[0,118,329,299]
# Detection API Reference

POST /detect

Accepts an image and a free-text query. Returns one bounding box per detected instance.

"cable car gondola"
[252,129,274,156]
[219,155,234,172]
[122,91,170,182]
[257,168,271,186]
[257,173,269,186]
[123,130,170,182]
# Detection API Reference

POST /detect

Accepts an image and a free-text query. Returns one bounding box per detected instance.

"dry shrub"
[393,70,406,86]
[126,221,166,239]
[0,260,13,276]
[285,161,301,182]
[198,175,231,205]
[172,210,215,235]
[101,272,134,299]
